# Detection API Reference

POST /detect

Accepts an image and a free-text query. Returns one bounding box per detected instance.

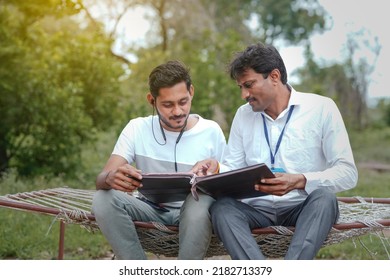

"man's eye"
[244,82,253,89]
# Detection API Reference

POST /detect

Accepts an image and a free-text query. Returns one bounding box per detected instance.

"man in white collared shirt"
[192,43,358,259]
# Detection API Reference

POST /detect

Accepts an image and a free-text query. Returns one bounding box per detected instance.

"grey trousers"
[210,188,339,260]
[92,189,215,259]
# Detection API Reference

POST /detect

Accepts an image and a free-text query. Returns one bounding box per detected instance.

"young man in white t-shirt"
[92,60,226,259]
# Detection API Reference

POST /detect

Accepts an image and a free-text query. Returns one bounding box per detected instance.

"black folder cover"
[139,163,275,203]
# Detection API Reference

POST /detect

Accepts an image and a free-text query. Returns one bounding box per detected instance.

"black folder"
[139,163,275,203]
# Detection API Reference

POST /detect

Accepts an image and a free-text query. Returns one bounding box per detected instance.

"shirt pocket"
[282,128,323,172]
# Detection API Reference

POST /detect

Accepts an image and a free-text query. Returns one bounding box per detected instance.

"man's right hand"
[104,164,143,192]
[191,158,219,176]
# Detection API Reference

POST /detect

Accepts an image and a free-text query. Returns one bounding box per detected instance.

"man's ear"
[146,93,155,106]
[189,84,195,99]
[269,69,281,83]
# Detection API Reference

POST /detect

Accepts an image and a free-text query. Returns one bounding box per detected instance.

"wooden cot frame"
[0,187,389,259]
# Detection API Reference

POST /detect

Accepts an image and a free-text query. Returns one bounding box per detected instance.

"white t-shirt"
[221,87,358,208]
[112,114,226,204]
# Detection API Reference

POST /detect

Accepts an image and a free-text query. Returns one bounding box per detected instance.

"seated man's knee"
[309,188,338,216]
[92,189,122,217]
[210,197,236,217]
[182,198,213,222]
[312,188,337,204]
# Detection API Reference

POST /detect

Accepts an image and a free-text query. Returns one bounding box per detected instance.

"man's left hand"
[255,173,307,196]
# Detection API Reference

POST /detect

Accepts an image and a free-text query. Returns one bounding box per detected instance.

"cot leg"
[58,221,65,260]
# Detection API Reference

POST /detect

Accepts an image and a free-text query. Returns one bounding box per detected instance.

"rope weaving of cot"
[0,187,389,259]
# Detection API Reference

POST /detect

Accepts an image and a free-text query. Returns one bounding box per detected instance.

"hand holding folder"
[139,163,275,203]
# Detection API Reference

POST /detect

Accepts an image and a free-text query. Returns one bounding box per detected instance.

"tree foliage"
[90,0,327,129]
[294,30,381,130]
[293,46,359,129]
[5,0,371,178]
[0,1,125,176]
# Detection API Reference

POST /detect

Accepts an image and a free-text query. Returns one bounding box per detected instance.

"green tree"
[294,29,381,130]
[0,1,125,176]
[376,99,390,127]
[344,30,381,130]
[0,0,331,175]
[82,0,328,129]
[293,45,362,129]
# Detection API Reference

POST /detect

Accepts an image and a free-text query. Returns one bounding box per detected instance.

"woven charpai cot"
[0,187,389,259]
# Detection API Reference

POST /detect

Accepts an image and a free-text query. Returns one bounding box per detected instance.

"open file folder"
[139,163,275,203]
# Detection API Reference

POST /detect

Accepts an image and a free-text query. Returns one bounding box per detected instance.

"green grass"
[0,131,115,260]
[0,128,389,259]
[0,208,111,259]
[317,234,390,260]
[315,167,390,259]
[315,127,390,260]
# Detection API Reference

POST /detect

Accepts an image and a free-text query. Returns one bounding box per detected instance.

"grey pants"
[210,188,339,260]
[92,190,215,259]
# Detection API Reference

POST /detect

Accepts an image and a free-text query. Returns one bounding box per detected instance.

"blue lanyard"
[261,105,295,169]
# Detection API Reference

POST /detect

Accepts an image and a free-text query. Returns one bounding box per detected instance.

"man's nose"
[172,105,182,115]
[241,88,250,99]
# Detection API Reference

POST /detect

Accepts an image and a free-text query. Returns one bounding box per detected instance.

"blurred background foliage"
[1,0,389,178]
[0,0,389,259]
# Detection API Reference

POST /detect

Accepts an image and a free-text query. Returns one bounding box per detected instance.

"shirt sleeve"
[303,99,358,194]
[214,124,227,162]
[220,108,247,172]
[112,120,136,164]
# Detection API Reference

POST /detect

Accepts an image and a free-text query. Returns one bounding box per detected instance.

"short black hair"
[229,42,288,84]
[148,60,192,98]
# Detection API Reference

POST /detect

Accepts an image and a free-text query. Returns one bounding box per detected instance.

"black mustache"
[170,115,186,120]
[246,97,255,103]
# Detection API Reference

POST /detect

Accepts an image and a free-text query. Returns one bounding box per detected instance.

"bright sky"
[115,0,389,101]
[281,0,389,100]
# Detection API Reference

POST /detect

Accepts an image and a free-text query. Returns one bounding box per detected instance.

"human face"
[154,81,193,131]
[236,68,275,112]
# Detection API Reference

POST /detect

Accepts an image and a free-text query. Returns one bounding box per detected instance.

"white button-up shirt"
[221,87,358,208]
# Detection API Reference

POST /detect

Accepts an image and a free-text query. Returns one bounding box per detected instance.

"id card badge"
[271,167,286,173]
